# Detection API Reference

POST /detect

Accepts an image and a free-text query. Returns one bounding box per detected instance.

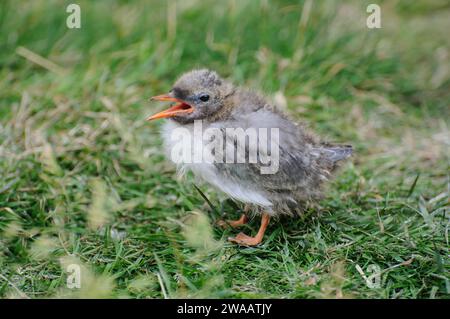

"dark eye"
[199,94,210,102]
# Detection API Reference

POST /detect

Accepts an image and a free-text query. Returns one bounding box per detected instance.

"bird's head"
[147,69,234,124]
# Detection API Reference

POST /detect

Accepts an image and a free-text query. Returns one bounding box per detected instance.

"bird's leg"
[216,214,248,228]
[228,213,270,246]
[216,204,250,229]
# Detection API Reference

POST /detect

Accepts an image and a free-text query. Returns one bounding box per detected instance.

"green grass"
[0,0,449,299]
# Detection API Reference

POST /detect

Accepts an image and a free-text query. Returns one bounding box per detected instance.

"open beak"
[146,94,194,121]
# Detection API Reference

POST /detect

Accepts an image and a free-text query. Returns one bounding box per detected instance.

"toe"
[228,232,260,246]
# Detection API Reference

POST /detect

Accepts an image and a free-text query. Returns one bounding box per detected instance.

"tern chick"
[147,69,352,246]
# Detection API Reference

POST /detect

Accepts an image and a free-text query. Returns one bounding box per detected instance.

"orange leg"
[228,213,270,246]
[216,214,248,228]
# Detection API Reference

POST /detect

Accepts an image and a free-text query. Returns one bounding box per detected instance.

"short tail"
[321,144,353,163]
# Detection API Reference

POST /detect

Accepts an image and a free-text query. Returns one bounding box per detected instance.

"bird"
[147,69,352,246]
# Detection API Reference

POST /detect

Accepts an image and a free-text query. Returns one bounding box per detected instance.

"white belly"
[161,121,272,207]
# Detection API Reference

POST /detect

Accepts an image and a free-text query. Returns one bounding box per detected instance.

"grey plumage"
[152,69,353,217]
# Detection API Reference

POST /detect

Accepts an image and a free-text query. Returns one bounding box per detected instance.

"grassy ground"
[0,0,449,299]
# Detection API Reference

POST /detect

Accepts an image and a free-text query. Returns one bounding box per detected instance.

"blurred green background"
[0,0,448,298]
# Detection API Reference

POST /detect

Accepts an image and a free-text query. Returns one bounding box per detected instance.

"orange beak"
[146,94,194,121]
